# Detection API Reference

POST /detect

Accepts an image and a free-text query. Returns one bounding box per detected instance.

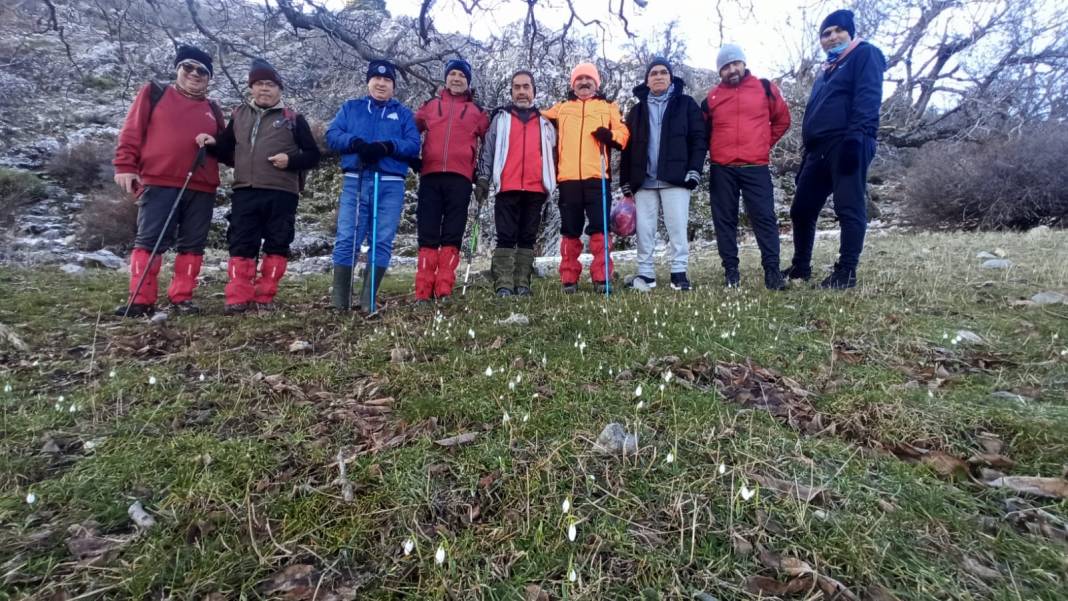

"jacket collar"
[565,90,609,102]
[438,88,475,102]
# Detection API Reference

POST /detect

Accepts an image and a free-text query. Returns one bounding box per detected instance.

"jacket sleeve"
[475,112,498,183]
[619,106,636,185]
[847,45,885,141]
[207,117,237,167]
[699,97,713,152]
[415,100,431,134]
[113,84,153,175]
[325,102,356,153]
[391,108,422,159]
[540,102,561,122]
[287,114,322,171]
[685,97,707,174]
[609,102,629,150]
[768,84,791,148]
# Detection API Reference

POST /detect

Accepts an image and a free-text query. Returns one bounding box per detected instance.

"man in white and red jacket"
[112,44,225,316]
[703,44,792,290]
[413,59,490,302]
[475,70,557,297]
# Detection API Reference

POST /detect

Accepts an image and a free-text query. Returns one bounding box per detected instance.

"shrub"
[905,123,1068,229]
[0,167,47,227]
[47,139,115,192]
[75,190,138,251]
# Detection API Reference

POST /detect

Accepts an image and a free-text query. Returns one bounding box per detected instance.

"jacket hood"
[632,76,687,98]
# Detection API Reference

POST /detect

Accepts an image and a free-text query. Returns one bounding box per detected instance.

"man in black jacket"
[620,57,706,291]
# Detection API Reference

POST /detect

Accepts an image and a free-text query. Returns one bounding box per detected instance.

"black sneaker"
[171,301,201,315]
[819,264,857,290]
[669,272,691,291]
[562,283,578,294]
[626,275,657,291]
[496,287,514,297]
[764,269,787,291]
[724,270,741,288]
[114,303,155,318]
[781,264,811,282]
[224,303,249,315]
[515,286,533,297]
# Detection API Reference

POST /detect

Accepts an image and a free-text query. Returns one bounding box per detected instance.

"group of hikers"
[111,9,884,318]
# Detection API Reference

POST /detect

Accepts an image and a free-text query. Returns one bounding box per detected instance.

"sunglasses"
[179,62,211,77]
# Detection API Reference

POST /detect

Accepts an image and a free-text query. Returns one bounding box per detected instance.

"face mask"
[826,41,850,60]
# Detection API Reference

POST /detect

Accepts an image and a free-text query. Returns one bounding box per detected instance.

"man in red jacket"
[413,59,490,303]
[112,44,224,316]
[703,44,791,290]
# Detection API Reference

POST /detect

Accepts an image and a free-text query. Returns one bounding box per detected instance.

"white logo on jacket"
[387,113,399,120]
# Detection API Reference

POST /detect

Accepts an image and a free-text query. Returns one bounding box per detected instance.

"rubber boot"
[358,265,388,314]
[168,252,203,314]
[414,247,438,302]
[224,257,257,313]
[116,247,161,317]
[491,247,516,295]
[589,233,614,285]
[253,254,287,309]
[434,245,461,300]
[559,237,583,288]
[514,247,535,296]
[331,264,353,310]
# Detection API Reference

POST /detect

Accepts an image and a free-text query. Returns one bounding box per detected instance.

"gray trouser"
[634,186,690,278]
[134,185,215,254]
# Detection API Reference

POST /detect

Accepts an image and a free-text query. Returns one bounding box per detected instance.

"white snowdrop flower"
[718,463,727,475]
[740,485,756,501]
[148,376,157,385]
[928,389,934,398]
[587,474,596,481]
[814,509,828,520]
[634,384,642,397]
[3,383,10,393]
[58,395,65,402]
[522,413,529,423]
[579,341,587,352]
[434,544,446,565]
[508,380,516,391]
[403,538,415,555]
[683,347,689,354]
[691,326,696,332]
[502,411,511,423]
[838,308,844,313]
[542,354,547,367]
[84,439,97,450]
[636,400,645,410]
[515,374,522,384]
[1061,349,1067,356]
[942,332,948,340]
[659,384,665,392]
[633,317,638,323]
[586,318,591,325]
[567,522,577,542]
[568,568,578,582]
[468,328,475,339]
[562,497,571,514]
[26,492,37,504]
[484,366,494,377]
[665,452,675,464]
[68,404,77,413]
[720,331,729,339]
[663,370,673,383]
[198,373,205,382]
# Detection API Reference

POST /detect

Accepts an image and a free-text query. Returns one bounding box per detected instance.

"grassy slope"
[1,230,1066,600]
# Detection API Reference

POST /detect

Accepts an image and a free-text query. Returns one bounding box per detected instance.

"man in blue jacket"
[784,9,885,289]
[326,59,420,312]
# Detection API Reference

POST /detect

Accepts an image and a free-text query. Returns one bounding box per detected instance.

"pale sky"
[384,0,830,76]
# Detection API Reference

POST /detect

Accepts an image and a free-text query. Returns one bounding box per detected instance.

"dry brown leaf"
[730,531,754,556]
[864,584,903,601]
[65,523,134,564]
[751,474,830,505]
[985,476,1068,499]
[258,564,320,600]
[920,451,970,479]
[877,499,901,513]
[743,574,815,596]
[961,557,1001,581]
[435,432,479,447]
[524,584,550,601]
[976,432,1004,454]
[968,453,1016,469]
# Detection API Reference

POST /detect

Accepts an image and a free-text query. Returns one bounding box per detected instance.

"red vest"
[499,113,545,194]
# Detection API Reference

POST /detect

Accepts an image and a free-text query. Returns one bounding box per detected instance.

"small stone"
[955,330,984,344]
[594,422,627,454]
[288,340,313,353]
[981,259,1013,270]
[1030,291,1067,305]
[150,312,169,325]
[496,313,530,326]
[992,248,1008,258]
[78,250,125,270]
[976,251,998,260]
[390,347,411,363]
[60,263,85,275]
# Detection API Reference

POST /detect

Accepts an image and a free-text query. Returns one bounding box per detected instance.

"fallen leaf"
[743,575,813,596]
[985,476,1068,499]
[288,340,313,353]
[434,432,479,447]
[968,453,1016,469]
[65,523,134,564]
[524,584,549,601]
[961,557,1001,581]
[751,474,830,505]
[730,531,753,556]
[975,433,1004,454]
[921,451,970,480]
[258,564,320,600]
[864,584,903,601]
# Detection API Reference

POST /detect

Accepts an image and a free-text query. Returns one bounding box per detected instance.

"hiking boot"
[114,303,155,318]
[358,265,388,314]
[781,263,811,282]
[254,302,276,312]
[670,272,691,291]
[820,263,857,290]
[171,300,201,315]
[491,248,517,294]
[724,269,741,288]
[496,287,514,298]
[625,275,656,292]
[764,269,787,291]
[515,286,533,297]
[562,283,579,294]
[593,282,613,294]
[331,265,353,310]
[225,303,250,315]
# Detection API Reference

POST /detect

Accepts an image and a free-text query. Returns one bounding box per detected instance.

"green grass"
[1,229,1067,600]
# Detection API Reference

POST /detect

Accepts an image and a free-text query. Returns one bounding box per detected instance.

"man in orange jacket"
[541,63,629,294]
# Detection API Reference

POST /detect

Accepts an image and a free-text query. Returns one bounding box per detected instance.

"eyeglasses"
[179,62,210,77]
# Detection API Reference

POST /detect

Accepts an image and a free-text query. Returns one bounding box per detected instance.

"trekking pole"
[461,192,486,296]
[369,171,380,314]
[599,147,610,298]
[347,171,363,310]
[124,146,207,318]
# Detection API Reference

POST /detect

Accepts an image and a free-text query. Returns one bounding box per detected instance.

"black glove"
[474,178,490,203]
[620,183,633,197]
[408,156,422,172]
[358,141,394,164]
[684,170,701,190]
[349,138,367,154]
[591,127,614,145]
[837,138,861,176]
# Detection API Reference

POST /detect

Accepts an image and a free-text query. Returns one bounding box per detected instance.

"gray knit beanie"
[716,44,747,72]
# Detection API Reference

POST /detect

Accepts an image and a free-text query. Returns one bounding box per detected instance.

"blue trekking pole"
[369,171,380,314]
[599,147,610,298]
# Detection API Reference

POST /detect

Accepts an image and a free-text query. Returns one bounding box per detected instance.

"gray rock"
[60,263,85,275]
[150,312,169,325]
[976,251,998,260]
[981,259,1013,270]
[1030,291,1067,305]
[78,250,124,270]
[1027,225,1051,238]
[956,330,985,345]
[288,256,332,276]
[594,422,639,455]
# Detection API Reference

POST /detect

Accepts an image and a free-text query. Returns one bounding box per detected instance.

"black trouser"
[227,187,299,259]
[708,164,780,271]
[134,185,215,254]
[558,179,609,237]
[417,172,472,248]
[790,137,876,271]
[495,191,546,249]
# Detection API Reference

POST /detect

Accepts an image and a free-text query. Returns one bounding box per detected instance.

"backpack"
[146,81,226,133]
